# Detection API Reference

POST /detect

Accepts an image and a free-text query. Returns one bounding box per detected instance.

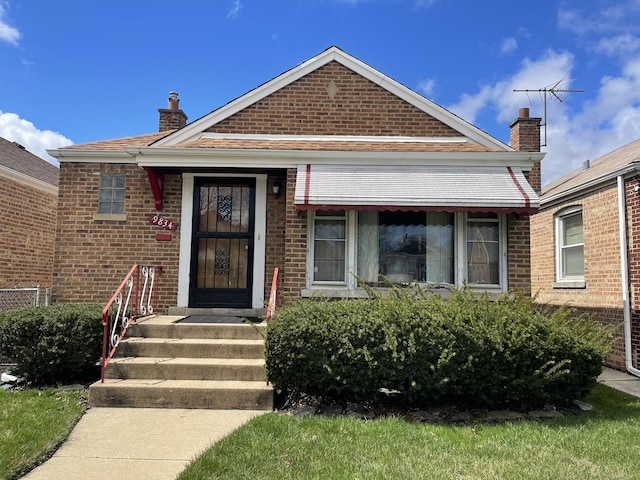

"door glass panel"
[198,184,251,234]
[196,239,248,289]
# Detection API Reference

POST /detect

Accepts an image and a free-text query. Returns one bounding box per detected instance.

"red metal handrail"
[100,265,160,382]
[266,267,279,321]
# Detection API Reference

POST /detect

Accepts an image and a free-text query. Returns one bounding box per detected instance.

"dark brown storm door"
[190,178,255,308]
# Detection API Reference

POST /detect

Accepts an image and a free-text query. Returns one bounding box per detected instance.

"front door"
[189,178,255,308]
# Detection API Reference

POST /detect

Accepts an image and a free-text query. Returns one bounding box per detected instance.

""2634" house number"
[149,214,177,231]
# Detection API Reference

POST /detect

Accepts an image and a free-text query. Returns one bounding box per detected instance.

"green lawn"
[0,388,87,480]
[178,384,640,480]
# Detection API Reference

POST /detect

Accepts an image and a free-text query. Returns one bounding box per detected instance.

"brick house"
[531,138,640,375]
[48,46,543,314]
[0,136,59,292]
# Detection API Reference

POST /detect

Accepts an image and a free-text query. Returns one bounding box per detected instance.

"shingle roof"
[61,131,175,151]
[176,137,498,153]
[542,137,640,200]
[0,136,59,187]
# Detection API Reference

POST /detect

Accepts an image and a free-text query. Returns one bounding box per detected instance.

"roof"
[542,137,640,204]
[63,131,174,151]
[0,136,59,187]
[153,46,513,152]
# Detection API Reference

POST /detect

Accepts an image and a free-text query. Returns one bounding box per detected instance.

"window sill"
[302,285,506,300]
[553,280,586,289]
[93,213,127,222]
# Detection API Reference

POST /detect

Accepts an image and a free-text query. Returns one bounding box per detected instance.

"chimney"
[510,107,542,193]
[158,91,188,132]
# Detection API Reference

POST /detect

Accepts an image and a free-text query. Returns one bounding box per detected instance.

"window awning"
[294,164,539,213]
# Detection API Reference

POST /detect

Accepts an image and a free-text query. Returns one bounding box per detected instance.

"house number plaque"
[149,214,178,231]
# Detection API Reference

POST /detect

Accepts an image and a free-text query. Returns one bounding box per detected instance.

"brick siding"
[0,176,57,289]
[531,182,630,368]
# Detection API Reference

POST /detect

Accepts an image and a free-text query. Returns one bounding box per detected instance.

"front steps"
[89,316,273,410]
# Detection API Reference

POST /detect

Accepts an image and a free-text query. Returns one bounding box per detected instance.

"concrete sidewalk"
[19,367,640,480]
[598,366,640,398]
[22,408,265,480]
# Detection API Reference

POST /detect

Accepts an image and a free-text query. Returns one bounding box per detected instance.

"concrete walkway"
[19,367,640,480]
[22,408,265,480]
[598,366,640,398]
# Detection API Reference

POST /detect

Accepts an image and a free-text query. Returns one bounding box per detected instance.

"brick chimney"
[510,107,542,193]
[158,91,187,132]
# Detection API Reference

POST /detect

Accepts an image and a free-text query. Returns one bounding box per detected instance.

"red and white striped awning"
[294,164,539,213]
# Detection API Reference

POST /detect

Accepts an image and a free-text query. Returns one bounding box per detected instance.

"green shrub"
[0,304,103,386]
[265,288,613,410]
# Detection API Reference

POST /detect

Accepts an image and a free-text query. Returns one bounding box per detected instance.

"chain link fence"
[0,286,50,312]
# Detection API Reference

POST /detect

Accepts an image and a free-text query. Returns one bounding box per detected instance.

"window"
[555,207,584,282]
[357,211,454,285]
[98,174,125,214]
[309,210,504,290]
[312,210,346,282]
[466,213,500,285]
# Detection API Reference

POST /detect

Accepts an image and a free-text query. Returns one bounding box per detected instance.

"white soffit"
[294,164,539,213]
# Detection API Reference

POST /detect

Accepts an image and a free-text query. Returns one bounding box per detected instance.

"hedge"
[0,304,103,386]
[265,288,613,410]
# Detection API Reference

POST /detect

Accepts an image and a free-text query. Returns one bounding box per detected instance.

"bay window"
[309,210,505,291]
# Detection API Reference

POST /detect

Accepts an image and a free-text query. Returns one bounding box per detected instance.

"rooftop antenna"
[513,78,584,147]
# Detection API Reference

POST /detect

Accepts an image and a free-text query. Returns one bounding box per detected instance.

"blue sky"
[2,0,640,186]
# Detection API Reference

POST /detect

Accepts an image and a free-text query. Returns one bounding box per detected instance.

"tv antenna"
[513,79,584,147]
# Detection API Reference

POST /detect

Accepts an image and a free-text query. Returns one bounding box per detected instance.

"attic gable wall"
[206,61,460,137]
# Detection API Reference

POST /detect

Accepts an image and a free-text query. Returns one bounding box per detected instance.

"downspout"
[617,175,640,377]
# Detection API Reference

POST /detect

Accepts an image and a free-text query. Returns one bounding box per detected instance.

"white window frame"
[555,206,584,284]
[306,210,507,292]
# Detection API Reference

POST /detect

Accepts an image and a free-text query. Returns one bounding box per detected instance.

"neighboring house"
[48,46,543,314]
[0,137,59,294]
[531,138,640,373]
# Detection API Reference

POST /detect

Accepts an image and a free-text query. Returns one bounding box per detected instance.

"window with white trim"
[555,207,584,282]
[98,173,125,214]
[308,210,505,290]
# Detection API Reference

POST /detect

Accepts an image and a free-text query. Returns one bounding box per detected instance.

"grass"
[178,384,640,480]
[0,387,88,480]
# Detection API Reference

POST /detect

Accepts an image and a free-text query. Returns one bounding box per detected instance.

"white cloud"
[227,0,241,18]
[595,33,640,57]
[0,2,20,45]
[500,37,518,55]
[0,112,73,165]
[417,78,436,97]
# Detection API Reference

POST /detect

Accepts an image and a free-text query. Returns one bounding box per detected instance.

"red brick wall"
[531,182,627,368]
[282,168,307,303]
[265,172,287,301]
[53,163,181,312]
[507,213,532,294]
[207,61,460,137]
[0,175,57,289]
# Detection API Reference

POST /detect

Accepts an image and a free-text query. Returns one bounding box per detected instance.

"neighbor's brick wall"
[53,163,182,313]
[531,182,626,368]
[625,177,640,369]
[207,61,460,137]
[0,175,57,289]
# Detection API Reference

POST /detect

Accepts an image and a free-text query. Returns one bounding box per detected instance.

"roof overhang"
[294,164,539,213]
[541,162,640,208]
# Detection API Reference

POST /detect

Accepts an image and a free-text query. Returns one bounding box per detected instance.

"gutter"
[617,175,640,377]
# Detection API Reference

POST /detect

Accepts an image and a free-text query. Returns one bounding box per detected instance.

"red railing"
[266,267,279,321]
[100,265,160,382]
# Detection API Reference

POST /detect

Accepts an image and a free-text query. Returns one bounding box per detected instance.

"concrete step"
[89,379,273,410]
[116,337,265,359]
[105,357,267,381]
[127,321,266,341]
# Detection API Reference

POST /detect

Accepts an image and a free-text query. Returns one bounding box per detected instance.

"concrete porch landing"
[89,315,273,410]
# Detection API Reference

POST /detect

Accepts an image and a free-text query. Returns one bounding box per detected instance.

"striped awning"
[294,164,539,213]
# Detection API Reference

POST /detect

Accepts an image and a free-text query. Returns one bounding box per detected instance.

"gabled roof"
[63,131,174,151]
[0,136,59,187]
[542,137,640,205]
[151,46,513,152]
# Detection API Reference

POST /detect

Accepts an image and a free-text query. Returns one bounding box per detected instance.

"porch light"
[272,183,281,199]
